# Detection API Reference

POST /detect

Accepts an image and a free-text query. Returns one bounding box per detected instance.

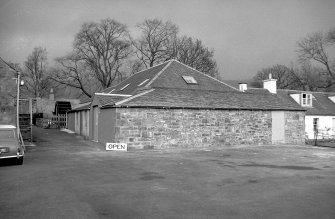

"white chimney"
[263,73,277,94]
[239,83,247,92]
[49,88,54,100]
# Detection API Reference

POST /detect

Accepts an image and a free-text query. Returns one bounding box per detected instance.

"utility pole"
[16,71,21,137]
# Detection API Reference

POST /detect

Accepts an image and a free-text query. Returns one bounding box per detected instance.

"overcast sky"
[0,0,334,80]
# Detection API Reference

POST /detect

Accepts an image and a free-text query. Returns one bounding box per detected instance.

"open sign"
[106,143,127,151]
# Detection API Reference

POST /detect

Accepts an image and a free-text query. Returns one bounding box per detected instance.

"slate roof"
[101,60,238,95]
[277,90,335,116]
[101,88,303,111]
[101,61,170,95]
[92,94,127,107]
[70,102,91,112]
[96,59,305,111]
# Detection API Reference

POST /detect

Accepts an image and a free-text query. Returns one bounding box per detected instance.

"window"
[182,76,198,84]
[301,93,312,106]
[120,84,130,91]
[138,79,149,86]
[108,89,115,94]
[313,118,319,132]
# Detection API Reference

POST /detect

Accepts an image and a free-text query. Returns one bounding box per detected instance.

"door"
[93,106,99,142]
[271,111,285,144]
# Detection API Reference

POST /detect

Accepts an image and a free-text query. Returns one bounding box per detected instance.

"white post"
[16,71,20,138]
[29,98,33,142]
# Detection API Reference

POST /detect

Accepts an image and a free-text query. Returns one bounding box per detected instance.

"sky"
[0,0,334,80]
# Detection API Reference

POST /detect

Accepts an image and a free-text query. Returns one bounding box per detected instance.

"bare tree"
[297,29,335,80]
[0,60,19,112]
[252,64,302,89]
[293,62,334,91]
[175,36,218,77]
[23,47,50,98]
[132,19,178,68]
[74,18,131,89]
[51,54,99,98]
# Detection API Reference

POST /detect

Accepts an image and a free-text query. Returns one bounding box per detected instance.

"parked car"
[0,125,24,165]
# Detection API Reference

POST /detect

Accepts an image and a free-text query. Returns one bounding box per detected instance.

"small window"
[138,79,149,86]
[313,118,319,132]
[108,89,115,94]
[120,84,130,91]
[182,76,198,84]
[301,93,312,106]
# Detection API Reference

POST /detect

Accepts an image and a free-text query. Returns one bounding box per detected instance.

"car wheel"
[16,157,23,165]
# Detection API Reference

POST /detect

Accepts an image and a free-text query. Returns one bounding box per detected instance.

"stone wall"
[114,108,273,149]
[285,111,305,145]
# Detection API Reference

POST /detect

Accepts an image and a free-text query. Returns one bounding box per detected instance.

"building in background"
[68,60,305,149]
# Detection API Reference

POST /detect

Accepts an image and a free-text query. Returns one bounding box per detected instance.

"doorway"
[271,111,285,144]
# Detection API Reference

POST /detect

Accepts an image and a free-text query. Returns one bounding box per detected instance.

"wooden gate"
[37,115,67,129]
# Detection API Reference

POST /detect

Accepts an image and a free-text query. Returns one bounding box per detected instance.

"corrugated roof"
[103,88,304,111]
[277,90,335,116]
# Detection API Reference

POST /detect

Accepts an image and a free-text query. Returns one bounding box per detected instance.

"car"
[0,125,24,165]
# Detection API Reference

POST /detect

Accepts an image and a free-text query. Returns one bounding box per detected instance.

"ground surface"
[1,127,335,219]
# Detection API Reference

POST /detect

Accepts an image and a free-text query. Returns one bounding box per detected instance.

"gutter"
[101,104,306,112]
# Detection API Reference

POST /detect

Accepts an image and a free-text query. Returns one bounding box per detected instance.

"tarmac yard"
[1,127,335,219]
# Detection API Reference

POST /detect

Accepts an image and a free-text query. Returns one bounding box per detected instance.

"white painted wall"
[73,110,90,139]
[290,94,300,104]
[305,115,335,139]
[271,111,285,144]
[75,112,80,134]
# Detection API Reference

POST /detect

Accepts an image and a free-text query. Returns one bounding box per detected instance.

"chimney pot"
[239,83,247,92]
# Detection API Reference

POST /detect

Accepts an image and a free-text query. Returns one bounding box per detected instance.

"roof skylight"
[120,84,130,91]
[182,76,198,84]
[138,79,149,86]
[108,89,115,93]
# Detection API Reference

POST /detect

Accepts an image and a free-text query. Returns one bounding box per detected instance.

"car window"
[0,130,15,139]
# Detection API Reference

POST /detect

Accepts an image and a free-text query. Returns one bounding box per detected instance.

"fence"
[36,114,67,129]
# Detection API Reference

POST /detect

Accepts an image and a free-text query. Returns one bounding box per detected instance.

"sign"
[106,143,127,151]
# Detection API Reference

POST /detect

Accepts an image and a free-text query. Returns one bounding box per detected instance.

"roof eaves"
[103,105,305,111]
[114,89,155,106]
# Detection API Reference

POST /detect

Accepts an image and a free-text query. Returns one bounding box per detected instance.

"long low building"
[68,60,306,149]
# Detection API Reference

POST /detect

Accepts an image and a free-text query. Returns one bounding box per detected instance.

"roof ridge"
[171,59,239,91]
[94,93,132,97]
[145,61,172,88]
[133,60,171,76]
[278,89,335,94]
[151,87,254,95]
[249,87,266,90]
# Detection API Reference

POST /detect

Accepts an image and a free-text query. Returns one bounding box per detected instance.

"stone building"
[68,60,305,149]
[277,90,335,139]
